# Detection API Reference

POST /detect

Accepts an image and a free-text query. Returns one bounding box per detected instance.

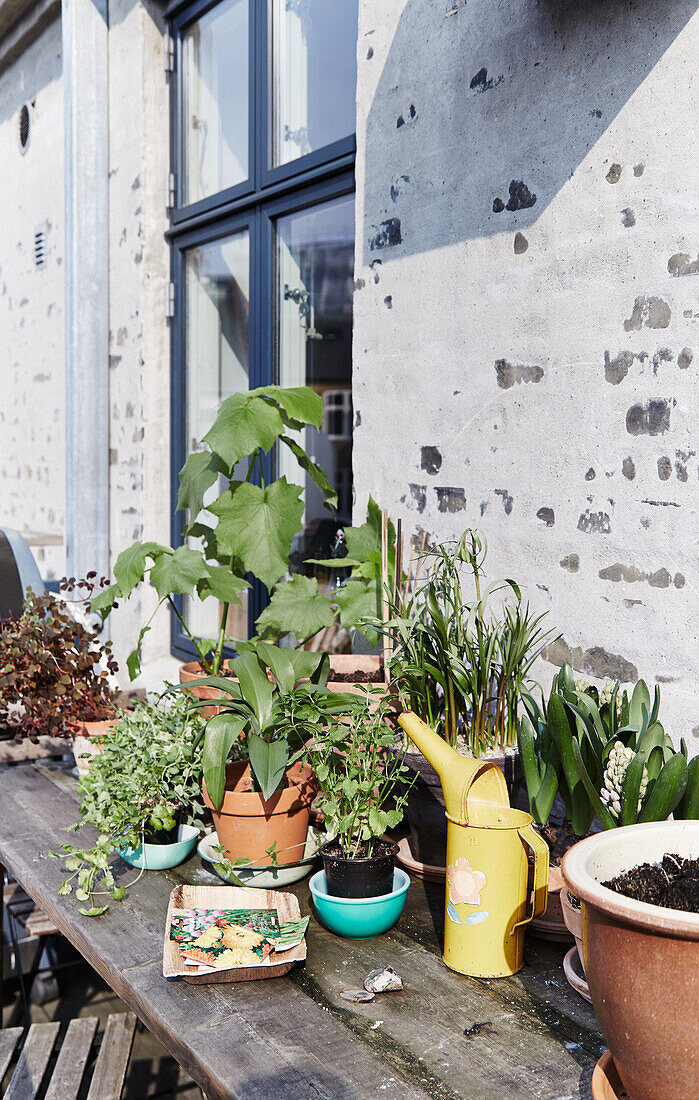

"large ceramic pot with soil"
[401,745,521,869]
[202,760,316,867]
[562,820,699,1100]
[71,717,119,777]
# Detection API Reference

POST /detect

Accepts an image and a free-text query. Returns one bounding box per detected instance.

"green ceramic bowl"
[117,824,200,870]
[309,868,410,939]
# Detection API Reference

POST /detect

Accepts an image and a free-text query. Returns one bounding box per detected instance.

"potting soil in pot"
[330,668,385,683]
[603,853,699,913]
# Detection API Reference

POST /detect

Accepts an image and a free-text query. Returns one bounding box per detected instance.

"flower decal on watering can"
[447,857,486,907]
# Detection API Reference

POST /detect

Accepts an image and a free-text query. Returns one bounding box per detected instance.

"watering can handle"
[512,823,550,931]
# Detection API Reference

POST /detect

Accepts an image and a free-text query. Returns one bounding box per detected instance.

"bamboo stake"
[381,509,390,683]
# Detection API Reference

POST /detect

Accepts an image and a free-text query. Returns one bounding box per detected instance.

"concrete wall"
[0,15,65,581]
[353,1,698,744]
[106,0,173,675]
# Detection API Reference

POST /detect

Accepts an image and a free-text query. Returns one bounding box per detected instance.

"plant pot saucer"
[396,836,446,882]
[198,827,320,888]
[563,945,591,1003]
[592,1051,631,1100]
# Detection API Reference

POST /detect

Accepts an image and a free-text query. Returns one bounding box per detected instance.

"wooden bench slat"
[4,882,60,936]
[0,1027,23,1082]
[5,1021,60,1100]
[86,1012,137,1100]
[44,1017,99,1100]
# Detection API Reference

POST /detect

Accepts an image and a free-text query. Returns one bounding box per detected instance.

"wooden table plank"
[0,762,604,1099]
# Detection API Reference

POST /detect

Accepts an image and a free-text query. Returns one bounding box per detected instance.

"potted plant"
[0,576,120,771]
[374,530,556,867]
[184,641,361,867]
[562,818,699,1100]
[91,384,339,683]
[303,698,413,938]
[51,693,206,915]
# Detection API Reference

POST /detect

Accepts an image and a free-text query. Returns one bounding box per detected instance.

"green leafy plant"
[373,530,556,755]
[187,641,362,805]
[520,667,698,836]
[92,385,338,677]
[0,577,118,741]
[50,694,205,914]
[299,697,413,859]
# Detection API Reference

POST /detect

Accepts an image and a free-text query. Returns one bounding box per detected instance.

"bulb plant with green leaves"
[519,666,698,841]
[298,696,413,860]
[51,694,206,915]
[186,641,363,806]
[91,385,340,677]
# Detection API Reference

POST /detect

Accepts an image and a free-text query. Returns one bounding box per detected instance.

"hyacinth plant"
[519,666,698,839]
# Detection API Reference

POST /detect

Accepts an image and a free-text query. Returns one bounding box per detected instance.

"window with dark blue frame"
[167,0,358,661]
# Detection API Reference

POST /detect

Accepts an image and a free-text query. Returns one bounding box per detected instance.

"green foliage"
[0,578,118,741]
[299,697,413,859]
[190,644,361,806]
[371,530,557,754]
[255,575,335,642]
[91,385,333,676]
[520,665,694,834]
[50,694,205,914]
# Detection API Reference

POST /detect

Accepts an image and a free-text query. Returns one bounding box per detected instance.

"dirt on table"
[603,853,699,913]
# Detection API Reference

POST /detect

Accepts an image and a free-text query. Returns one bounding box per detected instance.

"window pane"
[183,0,249,204]
[185,231,250,641]
[276,194,354,575]
[271,0,358,167]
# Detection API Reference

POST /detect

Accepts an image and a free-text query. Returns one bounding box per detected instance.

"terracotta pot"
[529,864,574,942]
[179,660,236,719]
[326,653,391,699]
[562,821,699,1100]
[71,717,118,776]
[560,880,583,965]
[203,760,316,867]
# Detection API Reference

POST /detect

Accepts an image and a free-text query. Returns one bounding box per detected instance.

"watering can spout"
[398,711,509,819]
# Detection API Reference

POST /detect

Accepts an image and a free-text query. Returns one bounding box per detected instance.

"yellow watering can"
[398,712,549,978]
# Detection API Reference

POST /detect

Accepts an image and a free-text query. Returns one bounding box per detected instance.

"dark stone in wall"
[621,457,636,480]
[537,507,555,527]
[604,349,634,384]
[494,359,544,389]
[400,484,426,513]
[667,253,699,277]
[605,163,622,183]
[678,348,693,370]
[657,456,672,480]
[492,180,537,213]
[544,638,638,683]
[621,208,635,227]
[436,487,467,513]
[513,232,529,254]
[623,296,671,331]
[626,400,672,436]
[560,553,579,572]
[577,509,611,534]
[585,468,596,481]
[469,67,503,93]
[420,446,442,475]
[369,219,402,251]
[495,489,513,515]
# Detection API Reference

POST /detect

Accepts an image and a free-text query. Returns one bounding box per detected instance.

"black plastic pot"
[142,821,180,846]
[321,840,398,899]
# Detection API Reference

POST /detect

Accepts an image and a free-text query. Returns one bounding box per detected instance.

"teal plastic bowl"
[309,868,410,938]
[117,824,200,870]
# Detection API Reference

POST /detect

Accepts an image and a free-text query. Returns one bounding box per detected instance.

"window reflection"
[271,0,358,167]
[276,194,354,573]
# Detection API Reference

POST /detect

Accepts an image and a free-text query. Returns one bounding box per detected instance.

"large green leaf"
[149,545,209,600]
[209,478,304,590]
[677,756,699,820]
[279,435,337,509]
[90,583,120,618]
[629,679,651,732]
[253,642,298,694]
[230,651,274,731]
[256,574,334,642]
[114,541,166,595]
[334,577,381,638]
[203,392,283,470]
[177,450,225,522]
[203,713,248,810]
[343,496,383,563]
[248,732,290,801]
[258,385,323,428]
[197,565,249,605]
[638,754,687,823]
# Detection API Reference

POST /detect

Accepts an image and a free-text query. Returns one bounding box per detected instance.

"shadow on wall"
[361,0,697,264]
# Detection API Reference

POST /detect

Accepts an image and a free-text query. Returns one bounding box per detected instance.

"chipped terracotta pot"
[562,821,699,1100]
[560,881,583,963]
[179,660,236,719]
[71,717,119,776]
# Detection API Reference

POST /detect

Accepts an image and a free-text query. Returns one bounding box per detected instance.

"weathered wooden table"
[0,762,605,1099]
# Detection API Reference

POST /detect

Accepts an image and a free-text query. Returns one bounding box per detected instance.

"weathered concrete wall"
[353,1,698,744]
[0,16,65,581]
[106,0,173,676]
